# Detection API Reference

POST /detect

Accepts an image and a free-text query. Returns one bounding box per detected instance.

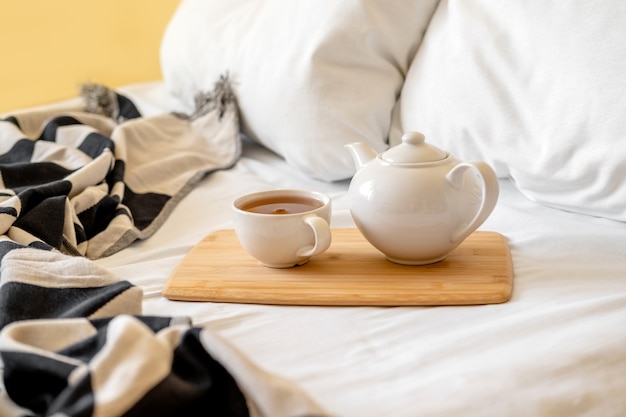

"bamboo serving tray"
[162,229,513,306]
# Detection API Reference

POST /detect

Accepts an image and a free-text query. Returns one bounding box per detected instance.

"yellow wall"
[0,0,180,112]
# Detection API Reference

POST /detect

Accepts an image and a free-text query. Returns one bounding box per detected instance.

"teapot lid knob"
[403,131,426,145]
[382,131,447,163]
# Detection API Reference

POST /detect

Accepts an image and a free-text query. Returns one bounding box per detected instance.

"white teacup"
[232,189,332,268]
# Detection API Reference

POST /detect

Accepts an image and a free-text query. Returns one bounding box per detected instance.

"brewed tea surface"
[242,196,322,214]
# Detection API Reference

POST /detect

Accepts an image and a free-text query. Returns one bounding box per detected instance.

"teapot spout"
[345,142,378,169]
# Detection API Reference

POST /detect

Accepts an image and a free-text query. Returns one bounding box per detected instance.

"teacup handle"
[446,161,499,243]
[297,216,332,257]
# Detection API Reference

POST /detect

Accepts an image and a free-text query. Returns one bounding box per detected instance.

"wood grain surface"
[162,229,513,306]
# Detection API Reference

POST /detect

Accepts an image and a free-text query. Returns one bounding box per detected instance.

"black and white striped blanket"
[0,82,328,417]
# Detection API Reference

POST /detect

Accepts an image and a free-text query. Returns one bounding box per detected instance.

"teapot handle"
[446,161,499,243]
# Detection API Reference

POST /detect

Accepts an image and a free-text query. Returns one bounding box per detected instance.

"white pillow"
[400,0,626,221]
[160,0,439,181]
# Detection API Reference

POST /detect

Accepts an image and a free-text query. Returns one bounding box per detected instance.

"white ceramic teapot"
[345,132,499,265]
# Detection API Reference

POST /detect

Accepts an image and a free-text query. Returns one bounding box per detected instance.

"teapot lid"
[382,132,447,163]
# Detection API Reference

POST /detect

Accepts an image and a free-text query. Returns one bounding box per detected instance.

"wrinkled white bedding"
[96,82,626,417]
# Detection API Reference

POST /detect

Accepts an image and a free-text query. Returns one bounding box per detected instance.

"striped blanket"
[0,82,328,417]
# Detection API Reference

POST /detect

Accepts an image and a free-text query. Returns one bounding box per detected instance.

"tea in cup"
[232,189,332,268]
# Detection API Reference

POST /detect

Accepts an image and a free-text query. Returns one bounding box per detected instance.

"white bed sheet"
[96,82,626,417]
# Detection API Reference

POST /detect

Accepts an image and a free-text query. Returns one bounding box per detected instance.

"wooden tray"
[162,229,513,306]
